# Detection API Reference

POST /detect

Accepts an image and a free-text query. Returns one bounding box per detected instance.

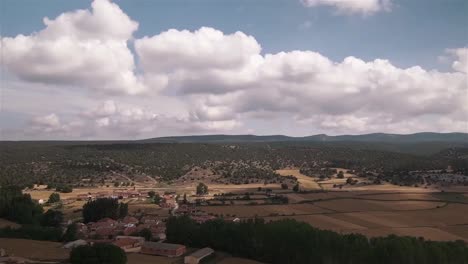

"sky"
[0,0,467,140]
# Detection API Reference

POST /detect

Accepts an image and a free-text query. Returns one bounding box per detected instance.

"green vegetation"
[2,141,465,188]
[135,228,152,241]
[166,216,468,264]
[70,243,127,264]
[47,192,61,204]
[0,226,63,242]
[196,182,209,195]
[62,223,79,242]
[82,198,128,223]
[337,171,345,178]
[293,183,300,192]
[41,209,64,227]
[0,186,43,225]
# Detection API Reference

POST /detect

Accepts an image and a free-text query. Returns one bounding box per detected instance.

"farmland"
[21,175,468,242]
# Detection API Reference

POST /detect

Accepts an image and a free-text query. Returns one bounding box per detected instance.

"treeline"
[166,216,468,264]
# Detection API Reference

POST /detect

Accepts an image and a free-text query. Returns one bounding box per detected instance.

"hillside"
[142,132,468,144]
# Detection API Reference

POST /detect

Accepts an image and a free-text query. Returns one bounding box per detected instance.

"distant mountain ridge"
[142,132,468,143]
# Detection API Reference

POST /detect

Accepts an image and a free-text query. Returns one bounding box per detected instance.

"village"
[2,166,468,264]
[3,186,244,264]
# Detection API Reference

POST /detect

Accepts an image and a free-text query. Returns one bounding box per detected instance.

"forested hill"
[142,132,468,143]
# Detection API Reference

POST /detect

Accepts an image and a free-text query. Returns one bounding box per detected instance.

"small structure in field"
[184,247,214,264]
[63,239,88,249]
[141,242,186,257]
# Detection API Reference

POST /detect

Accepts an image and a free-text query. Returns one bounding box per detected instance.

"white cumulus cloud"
[301,0,392,15]
[1,0,145,95]
[3,0,466,139]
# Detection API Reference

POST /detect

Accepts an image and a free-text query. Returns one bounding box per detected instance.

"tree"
[114,182,120,187]
[41,209,64,227]
[165,216,468,264]
[82,198,127,223]
[153,194,162,205]
[293,183,300,192]
[5,193,44,225]
[148,191,156,198]
[48,193,61,204]
[337,171,345,179]
[56,185,73,193]
[1,187,45,226]
[70,244,126,264]
[281,183,288,190]
[196,182,208,195]
[119,203,128,218]
[138,228,152,241]
[62,223,78,242]
[346,177,353,184]
[182,193,187,204]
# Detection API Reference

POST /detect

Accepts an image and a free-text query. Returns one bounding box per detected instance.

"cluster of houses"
[74,189,181,209]
[76,190,146,201]
[62,190,237,263]
[67,213,215,263]
[74,215,167,243]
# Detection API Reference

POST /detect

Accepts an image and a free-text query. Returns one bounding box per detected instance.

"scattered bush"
[70,243,127,264]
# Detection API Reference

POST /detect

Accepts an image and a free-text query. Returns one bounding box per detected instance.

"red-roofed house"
[141,242,186,257]
[96,227,115,238]
[113,236,144,252]
[123,226,138,236]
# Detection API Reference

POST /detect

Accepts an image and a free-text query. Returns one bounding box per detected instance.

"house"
[137,223,166,239]
[184,248,214,264]
[122,216,139,225]
[76,223,88,236]
[95,227,115,238]
[160,199,177,209]
[141,242,186,257]
[123,226,138,236]
[191,215,216,224]
[113,236,144,252]
[141,216,160,224]
[98,218,118,226]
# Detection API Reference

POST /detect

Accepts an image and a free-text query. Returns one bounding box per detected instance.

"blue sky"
[0,0,467,139]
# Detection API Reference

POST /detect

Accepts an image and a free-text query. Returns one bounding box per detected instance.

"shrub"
[41,209,64,227]
[70,243,127,264]
[47,193,61,203]
[0,226,62,242]
[62,223,79,242]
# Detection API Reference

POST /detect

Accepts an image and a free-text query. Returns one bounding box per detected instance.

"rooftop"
[188,247,214,259]
[143,242,185,250]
